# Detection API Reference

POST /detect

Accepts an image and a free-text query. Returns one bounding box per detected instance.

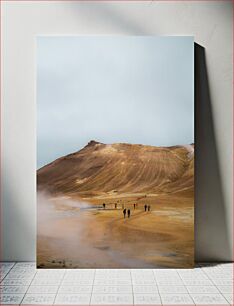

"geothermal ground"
[37,141,194,268]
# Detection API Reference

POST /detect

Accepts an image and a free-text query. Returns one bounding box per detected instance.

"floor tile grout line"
[214,283,233,304]
[152,269,162,305]
[0,263,233,305]
[200,264,232,305]
[19,264,38,305]
[53,269,66,305]
[129,269,134,306]
[90,269,96,305]
[0,262,16,304]
[176,268,192,294]
[176,267,197,305]
[0,262,16,283]
[206,264,233,303]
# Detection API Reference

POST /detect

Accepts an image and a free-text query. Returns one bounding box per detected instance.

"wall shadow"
[69,2,149,35]
[68,1,232,262]
[1,169,36,261]
[195,43,231,262]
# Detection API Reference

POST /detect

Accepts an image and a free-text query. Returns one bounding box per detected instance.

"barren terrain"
[37,141,194,268]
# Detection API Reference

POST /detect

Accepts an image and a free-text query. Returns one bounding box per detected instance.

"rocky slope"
[37,140,194,198]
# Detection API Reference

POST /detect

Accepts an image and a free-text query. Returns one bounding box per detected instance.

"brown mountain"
[37,140,194,199]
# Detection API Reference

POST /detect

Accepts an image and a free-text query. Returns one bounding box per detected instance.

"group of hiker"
[144,204,151,212]
[123,208,131,218]
[102,202,151,219]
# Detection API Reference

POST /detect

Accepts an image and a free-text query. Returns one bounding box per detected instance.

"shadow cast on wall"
[65,3,232,262]
[2,38,231,263]
[195,43,231,262]
[2,172,36,261]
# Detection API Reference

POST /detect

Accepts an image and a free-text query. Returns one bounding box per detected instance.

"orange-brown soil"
[37,141,194,268]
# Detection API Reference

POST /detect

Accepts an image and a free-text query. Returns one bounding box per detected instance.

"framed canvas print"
[37,36,194,268]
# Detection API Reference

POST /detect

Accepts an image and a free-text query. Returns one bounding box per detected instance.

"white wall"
[1,1,232,262]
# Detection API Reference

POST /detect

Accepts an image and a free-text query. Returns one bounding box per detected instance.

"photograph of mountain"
[37,36,194,268]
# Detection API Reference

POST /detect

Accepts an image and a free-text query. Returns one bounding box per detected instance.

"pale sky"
[37,36,194,169]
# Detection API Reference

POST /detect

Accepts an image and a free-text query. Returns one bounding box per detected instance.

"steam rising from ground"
[37,191,99,267]
[37,192,194,268]
[37,191,93,234]
[37,192,56,222]
[37,191,148,268]
[38,192,91,216]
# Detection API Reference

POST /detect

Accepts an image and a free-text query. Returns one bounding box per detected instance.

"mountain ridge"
[37,140,194,198]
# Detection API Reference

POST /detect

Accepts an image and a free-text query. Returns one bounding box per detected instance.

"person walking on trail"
[134,203,136,210]
[144,204,147,212]
[103,203,106,209]
[123,208,126,218]
[115,203,117,209]
[127,209,131,218]
[148,205,151,212]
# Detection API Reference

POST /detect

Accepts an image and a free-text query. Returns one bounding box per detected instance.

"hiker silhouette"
[127,209,131,218]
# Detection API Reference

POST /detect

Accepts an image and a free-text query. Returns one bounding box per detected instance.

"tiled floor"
[0,262,233,305]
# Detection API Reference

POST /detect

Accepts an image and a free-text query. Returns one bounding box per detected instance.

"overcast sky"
[37,36,194,169]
